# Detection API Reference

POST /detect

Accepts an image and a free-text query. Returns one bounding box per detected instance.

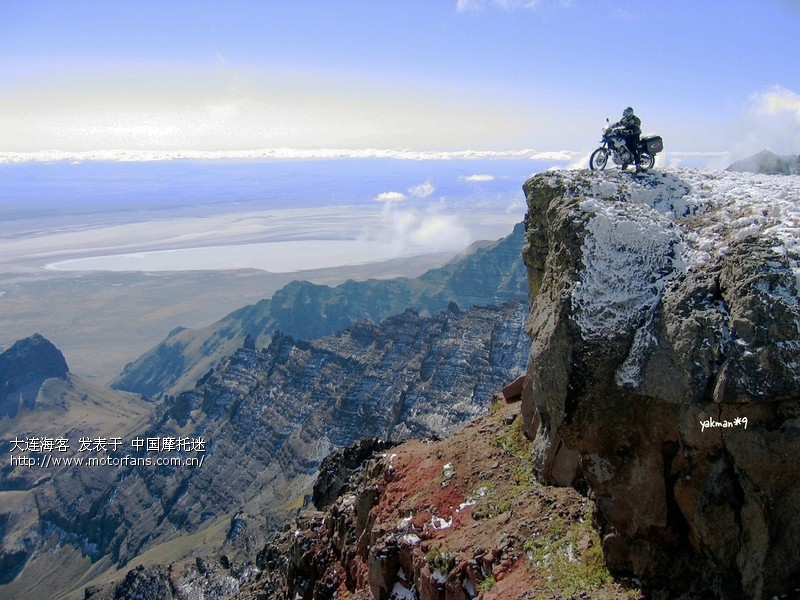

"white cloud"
[457,0,569,12]
[409,215,469,249]
[460,174,495,182]
[385,209,471,254]
[375,192,473,256]
[0,148,577,164]
[731,86,800,157]
[375,191,407,203]
[408,181,435,199]
[751,85,800,120]
[530,150,575,161]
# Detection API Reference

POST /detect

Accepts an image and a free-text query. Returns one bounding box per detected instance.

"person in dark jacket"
[612,106,642,170]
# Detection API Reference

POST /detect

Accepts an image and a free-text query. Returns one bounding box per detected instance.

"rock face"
[112,223,528,397]
[10,300,528,596]
[521,169,800,599]
[0,333,69,418]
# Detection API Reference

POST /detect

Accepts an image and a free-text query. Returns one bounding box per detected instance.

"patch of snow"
[457,485,490,512]
[442,462,455,482]
[391,580,417,600]
[432,569,448,584]
[431,515,453,530]
[615,317,660,388]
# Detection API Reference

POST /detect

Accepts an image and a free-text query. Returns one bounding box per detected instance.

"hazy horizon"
[2,2,799,157]
[0,157,540,274]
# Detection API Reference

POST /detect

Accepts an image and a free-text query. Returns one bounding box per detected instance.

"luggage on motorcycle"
[643,135,663,154]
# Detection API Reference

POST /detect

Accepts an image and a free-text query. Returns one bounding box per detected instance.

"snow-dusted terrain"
[564,169,800,342]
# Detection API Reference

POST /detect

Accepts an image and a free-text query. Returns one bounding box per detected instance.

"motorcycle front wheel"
[638,152,655,171]
[589,148,608,171]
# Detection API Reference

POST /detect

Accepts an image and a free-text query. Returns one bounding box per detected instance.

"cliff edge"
[521,169,800,598]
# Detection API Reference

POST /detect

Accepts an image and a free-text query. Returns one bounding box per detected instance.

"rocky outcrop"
[112,223,528,397]
[85,558,258,600]
[242,402,641,600]
[0,333,69,418]
[521,169,800,599]
[312,438,396,510]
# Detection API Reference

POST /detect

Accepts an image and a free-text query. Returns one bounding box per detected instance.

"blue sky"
[2,0,799,156]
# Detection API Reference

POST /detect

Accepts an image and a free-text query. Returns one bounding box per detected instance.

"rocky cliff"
[2,301,529,598]
[112,223,528,397]
[521,169,800,598]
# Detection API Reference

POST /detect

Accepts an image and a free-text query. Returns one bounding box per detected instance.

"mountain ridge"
[111,223,528,398]
[726,148,799,175]
[1,299,529,598]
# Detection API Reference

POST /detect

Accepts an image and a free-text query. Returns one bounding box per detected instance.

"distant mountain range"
[112,222,529,397]
[726,149,799,174]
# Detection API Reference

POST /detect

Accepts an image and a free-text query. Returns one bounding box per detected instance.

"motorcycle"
[589,119,663,171]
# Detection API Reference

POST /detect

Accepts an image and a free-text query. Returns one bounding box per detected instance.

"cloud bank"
[752,86,800,119]
[456,0,569,11]
[0,148,579,164]
[460,174,495,182]
[375,191,408,203]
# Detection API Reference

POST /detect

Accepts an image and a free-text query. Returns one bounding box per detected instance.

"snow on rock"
[559,169,800,342]
[390,580,417,600]
[572,196,677,341]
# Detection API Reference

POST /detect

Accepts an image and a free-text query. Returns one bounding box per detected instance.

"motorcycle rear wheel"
[638,152,655,171]
[589,148,608,171]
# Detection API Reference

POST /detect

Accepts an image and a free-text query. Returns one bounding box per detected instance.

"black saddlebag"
[643,135,664,154]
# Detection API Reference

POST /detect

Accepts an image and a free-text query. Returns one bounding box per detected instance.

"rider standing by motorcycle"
[612,106,642,170]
